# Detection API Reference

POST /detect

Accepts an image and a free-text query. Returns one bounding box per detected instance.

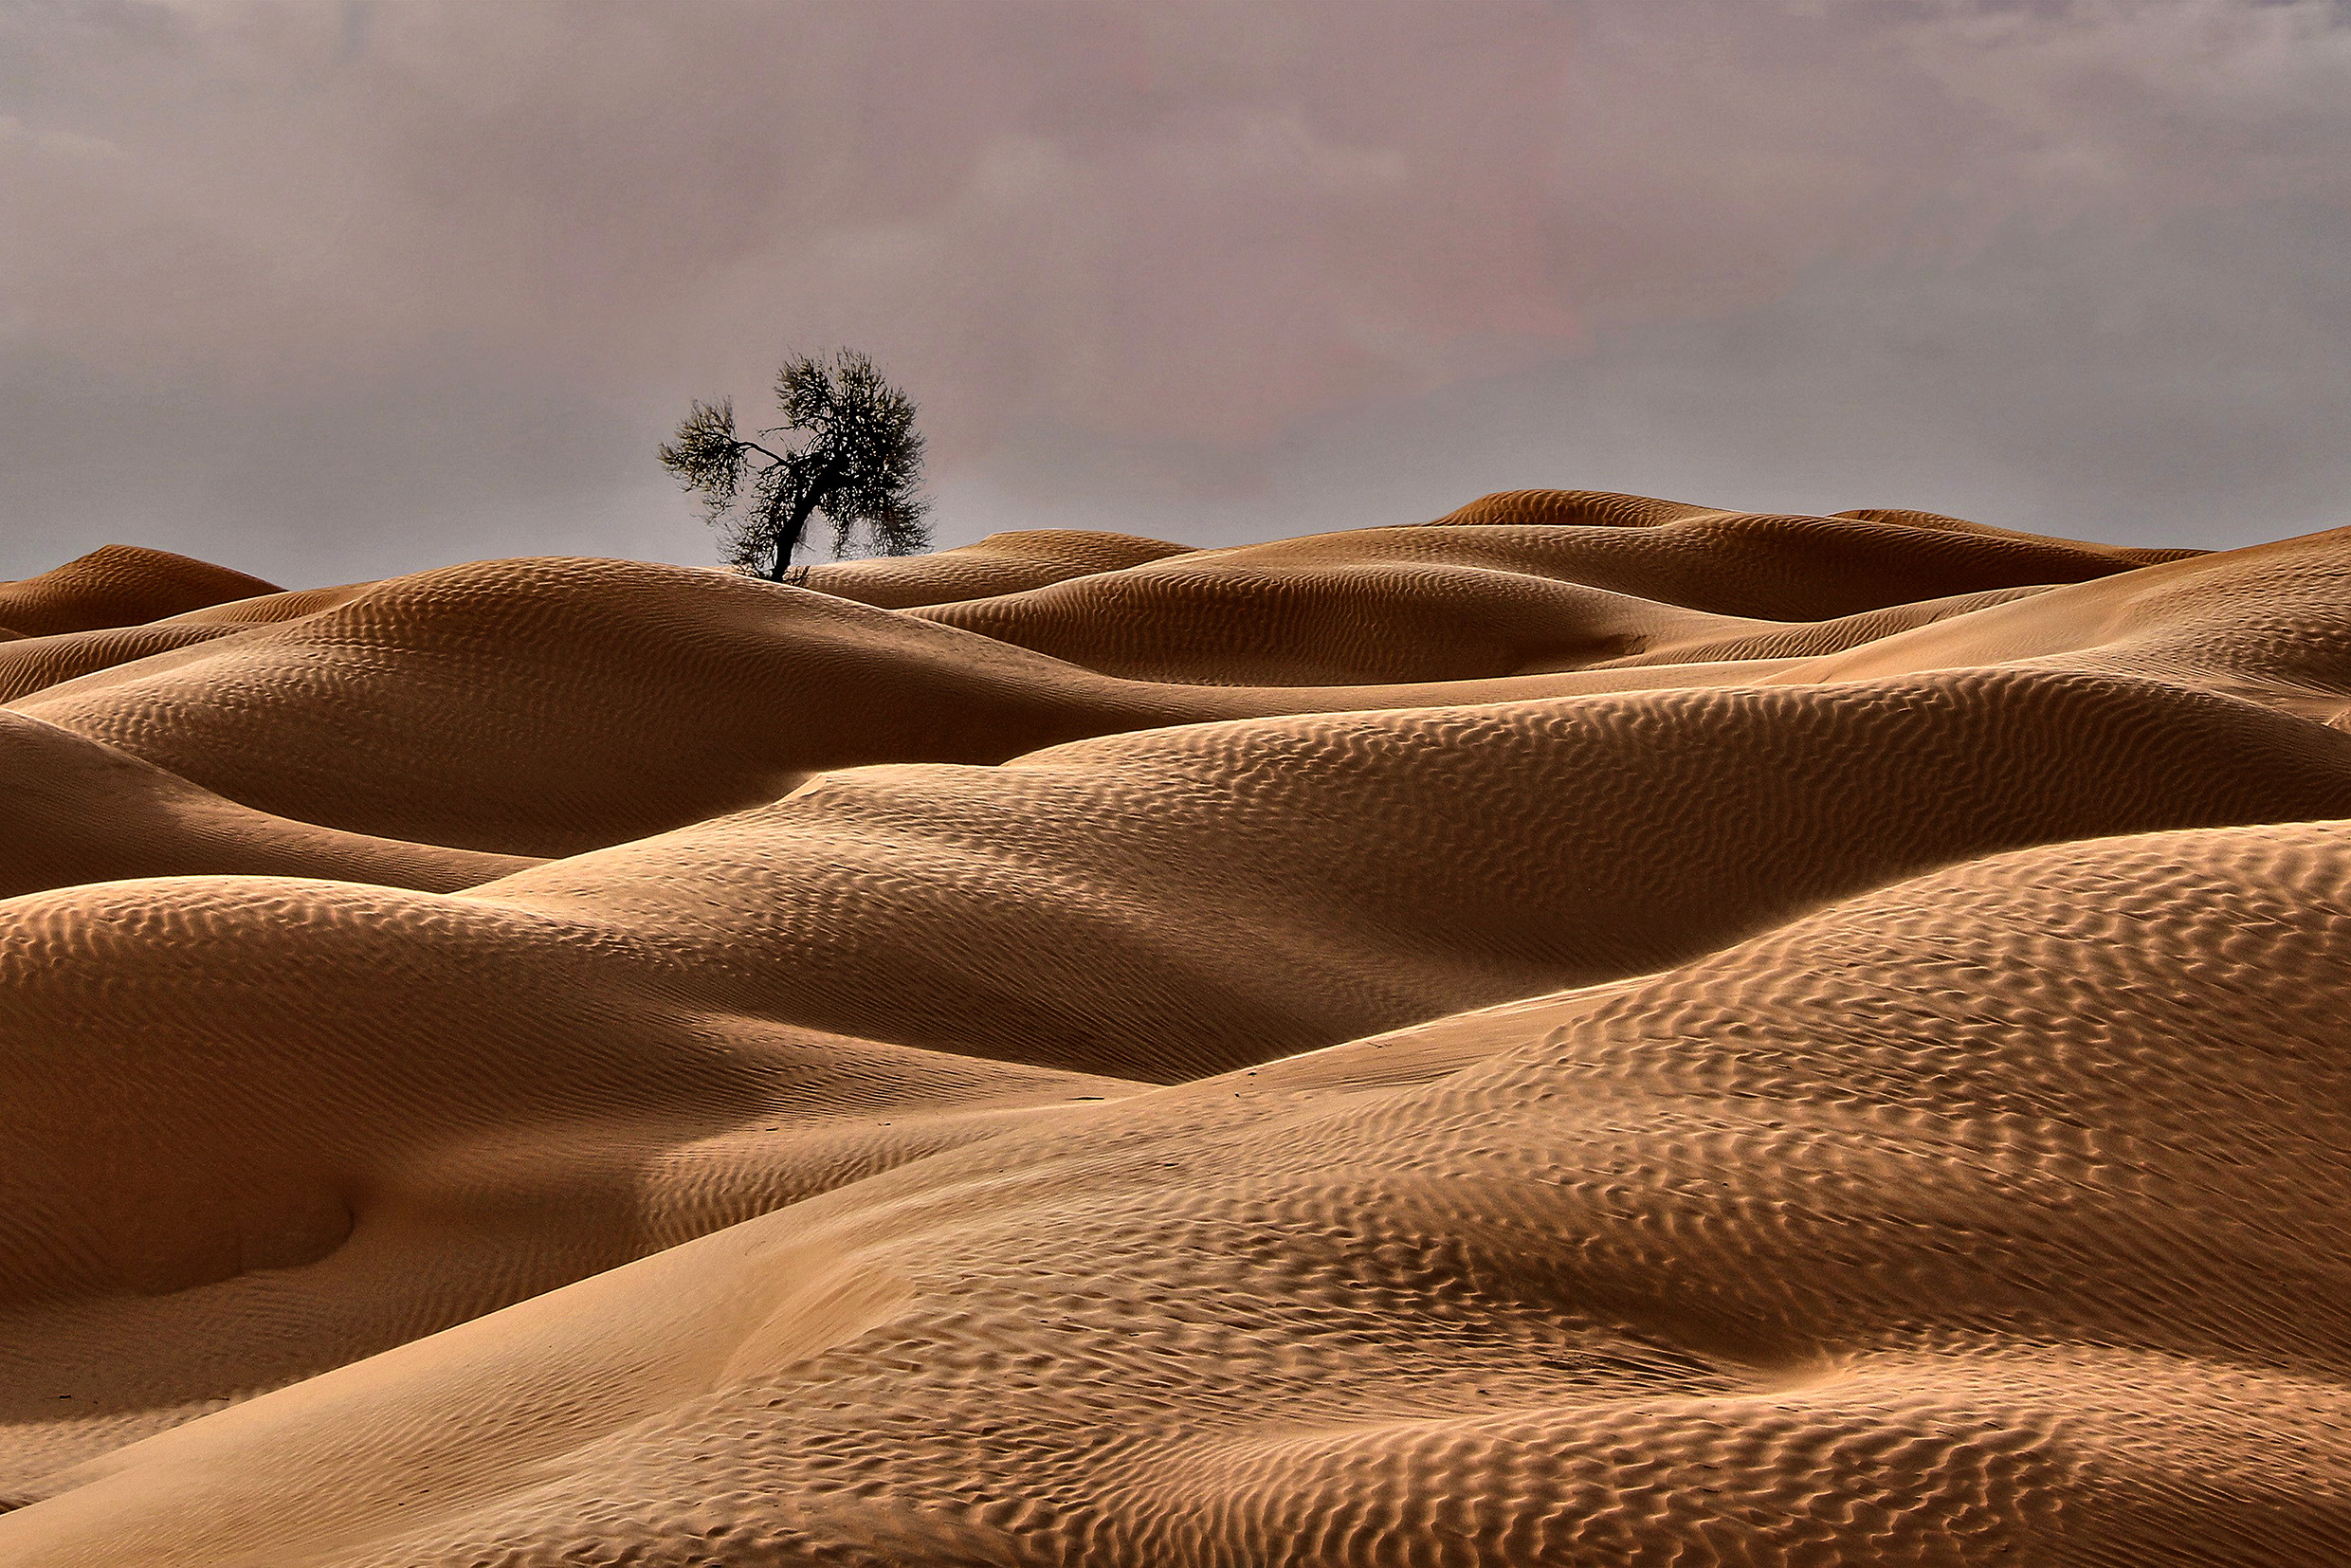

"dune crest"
[2,493,2345,1564]
[794,528,1194,609]
[911,493,2201,684]
[0,546,281,639]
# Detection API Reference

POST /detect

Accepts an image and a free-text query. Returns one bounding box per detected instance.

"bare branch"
[662,351,933,579]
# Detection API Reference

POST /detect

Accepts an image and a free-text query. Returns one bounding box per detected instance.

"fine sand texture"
[3,491,2349,1564]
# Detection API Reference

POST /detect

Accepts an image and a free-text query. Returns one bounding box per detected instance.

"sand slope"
[1,494,2346,1564]
[0,710,531,899]
[795,529,1194,609]
[915,493,2196,684]
[5,544,2160,858]
[0,546,280,639]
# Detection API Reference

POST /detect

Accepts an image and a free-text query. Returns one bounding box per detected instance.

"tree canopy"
[659,349,930,580]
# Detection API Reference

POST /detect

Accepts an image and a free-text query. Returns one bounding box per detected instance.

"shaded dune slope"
[0,710,531,899]
[6,495,2351,1565]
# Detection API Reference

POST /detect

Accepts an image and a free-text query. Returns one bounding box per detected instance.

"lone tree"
[659,348,931,580]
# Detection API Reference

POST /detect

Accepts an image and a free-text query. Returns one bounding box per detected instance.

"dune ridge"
[910,496,2194,685]
[0,491,2345,1564]
[0,547,282,640]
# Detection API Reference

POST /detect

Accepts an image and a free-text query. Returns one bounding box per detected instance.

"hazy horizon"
[6,0,2349,588]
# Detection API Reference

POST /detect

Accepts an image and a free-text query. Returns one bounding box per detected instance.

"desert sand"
[1,490,2347,1564]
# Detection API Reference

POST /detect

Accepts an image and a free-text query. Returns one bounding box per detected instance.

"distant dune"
[1,493,2346,1564]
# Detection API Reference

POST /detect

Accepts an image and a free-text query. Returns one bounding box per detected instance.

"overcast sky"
[4,0,2348,587]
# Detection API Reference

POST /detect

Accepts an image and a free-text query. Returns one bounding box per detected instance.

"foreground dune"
[1,492,2346,1564]
[19,821,2351,1565]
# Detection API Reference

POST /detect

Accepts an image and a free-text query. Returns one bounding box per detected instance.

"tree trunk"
[765,467,845,579]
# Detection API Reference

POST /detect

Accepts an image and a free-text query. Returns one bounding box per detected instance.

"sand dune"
[0,546,280,639]
[915,494,2196,684]
[796,529,1194,609]
[1780,527,2351,706]
[1,493,2346,1563]
[12,821,2351,1563]
[11,557,1213,855]
[0,710,531,899]
[0,566,2052,854]
[0,623,269,704]
[0,556,329,701]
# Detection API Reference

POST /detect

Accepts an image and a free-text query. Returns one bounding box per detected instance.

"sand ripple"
[0,492,2344,1563]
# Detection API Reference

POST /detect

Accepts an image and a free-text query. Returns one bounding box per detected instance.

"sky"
[3,0,2348,587]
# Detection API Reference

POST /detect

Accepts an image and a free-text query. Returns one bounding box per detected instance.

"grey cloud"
[960,195,2351,553]
[1,0,2346,582]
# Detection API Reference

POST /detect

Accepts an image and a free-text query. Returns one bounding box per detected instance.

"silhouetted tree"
[659,348,931,579]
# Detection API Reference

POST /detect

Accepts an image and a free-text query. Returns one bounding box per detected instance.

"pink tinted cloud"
[3,0,2347,511]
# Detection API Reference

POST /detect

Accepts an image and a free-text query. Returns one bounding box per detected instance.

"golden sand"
[0,493,2343,1563]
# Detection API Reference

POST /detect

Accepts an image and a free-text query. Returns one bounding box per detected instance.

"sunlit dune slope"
[1,502,2196,856]
[159,583,377,625]
[11,558,1212,855]
[0,862,1143,1494]
[0,546,280,639]
[0,561,346,699]
[8,659,2343,1498]
[0,623,268,704]
[9,819,2350,1565]
[3,493,2349,1565]
[465,666,2351,1078]
[796,528,1193,608]
[0,587,376,704]
[1775,526,2351,708]
[915,491,2196,684]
